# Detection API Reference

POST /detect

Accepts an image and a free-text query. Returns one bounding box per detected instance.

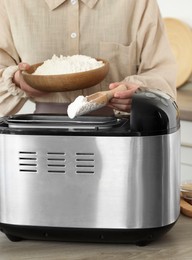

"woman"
[0,0,177,116]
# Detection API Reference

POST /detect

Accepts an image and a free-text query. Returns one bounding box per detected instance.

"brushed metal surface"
[0,132,180,229]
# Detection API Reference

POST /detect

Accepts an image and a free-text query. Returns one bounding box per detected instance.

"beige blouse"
[0,0,177,116]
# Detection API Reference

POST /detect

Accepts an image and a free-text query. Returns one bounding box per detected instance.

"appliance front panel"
[0,132,180,229]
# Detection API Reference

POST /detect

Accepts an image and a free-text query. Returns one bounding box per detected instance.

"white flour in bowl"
[33,55,104,75]
[67,96,104,119]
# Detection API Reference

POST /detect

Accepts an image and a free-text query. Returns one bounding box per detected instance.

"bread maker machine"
[0,88,180,245]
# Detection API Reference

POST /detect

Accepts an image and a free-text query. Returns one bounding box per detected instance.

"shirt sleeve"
[0,1,28,116]
[124,1,177,100]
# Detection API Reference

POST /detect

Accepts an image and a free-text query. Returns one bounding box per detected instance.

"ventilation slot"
[75,152,95,174]
[19,151,37,173]
[47,152,66,174]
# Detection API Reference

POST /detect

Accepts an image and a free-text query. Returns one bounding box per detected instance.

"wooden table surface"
[0,214,191,260]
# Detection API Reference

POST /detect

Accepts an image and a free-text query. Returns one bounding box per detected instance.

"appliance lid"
[0,114,135,136]
[2,114,123,129]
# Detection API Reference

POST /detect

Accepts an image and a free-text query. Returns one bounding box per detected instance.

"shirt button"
[71,0,77,5]
[71,32,77,39]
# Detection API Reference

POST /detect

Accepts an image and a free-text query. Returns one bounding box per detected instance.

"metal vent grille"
[18,151,95,175]
[19,151,37,173]
[75,152,95,174]
[47,152,66,174]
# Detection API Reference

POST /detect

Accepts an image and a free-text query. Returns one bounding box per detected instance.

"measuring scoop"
[67,84,127,119]
[87,84,127,105]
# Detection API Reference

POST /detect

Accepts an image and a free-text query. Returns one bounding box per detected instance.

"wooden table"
[0,214,191,260]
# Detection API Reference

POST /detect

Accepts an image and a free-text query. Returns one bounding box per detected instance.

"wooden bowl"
[180,197,192,218]
[181,181,192,203]
[22,58,109,92]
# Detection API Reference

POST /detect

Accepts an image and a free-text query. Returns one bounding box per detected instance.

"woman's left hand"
[13,63,48,98]
[107,82,140,113]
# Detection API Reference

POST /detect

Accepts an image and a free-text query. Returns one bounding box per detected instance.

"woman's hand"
[108,82,140,113]
[108,81,140,112]
[13,62,47,97]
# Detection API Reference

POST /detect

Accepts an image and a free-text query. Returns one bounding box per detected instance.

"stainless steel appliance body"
[0,88,180,245]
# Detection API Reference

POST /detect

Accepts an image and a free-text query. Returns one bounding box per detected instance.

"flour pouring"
[67,84,128,119]
[67,96,104,119]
